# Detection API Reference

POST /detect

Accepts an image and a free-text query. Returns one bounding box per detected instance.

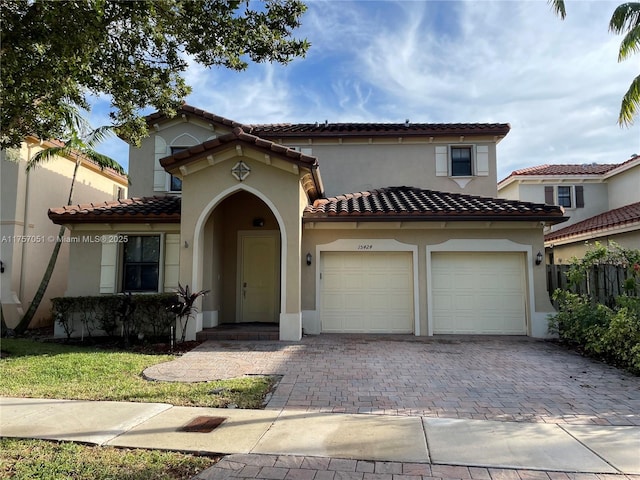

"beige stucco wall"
[286,140,499,198]
[301,223,553,337]
[1,141,127,329]
[549,231,640,264]
[607,164,640,210]
[497,181,519,201]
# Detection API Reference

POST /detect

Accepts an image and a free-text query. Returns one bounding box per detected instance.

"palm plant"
[168,284,210,343]
[549,0,640,126]
[13,106,127,335]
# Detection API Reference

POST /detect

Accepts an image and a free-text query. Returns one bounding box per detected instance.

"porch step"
[196,323,279,342]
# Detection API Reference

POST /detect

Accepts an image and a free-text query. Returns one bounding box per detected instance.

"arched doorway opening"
[201,190,282,327]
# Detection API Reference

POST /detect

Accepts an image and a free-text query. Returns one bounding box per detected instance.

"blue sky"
[89,0,640,184]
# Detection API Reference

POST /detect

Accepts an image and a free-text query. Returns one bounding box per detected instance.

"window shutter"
[544,186,554,205]
[435,146,448,176]
[575,186,584,208]
[99,240,118,293]
[476,145,489,176]
[154,136,168,192]
[163,234,180,292]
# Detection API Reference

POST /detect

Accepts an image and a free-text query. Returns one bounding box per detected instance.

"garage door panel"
[320,252,414,334]
[432,252,526,335]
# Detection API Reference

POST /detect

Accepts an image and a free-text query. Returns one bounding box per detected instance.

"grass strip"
[0,438,217,480]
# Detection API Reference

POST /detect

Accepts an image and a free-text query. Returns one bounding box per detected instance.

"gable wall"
[129,119,232,197]
[607,164,640,210]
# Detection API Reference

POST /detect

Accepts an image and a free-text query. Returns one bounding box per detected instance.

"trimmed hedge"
[51,293,177,341]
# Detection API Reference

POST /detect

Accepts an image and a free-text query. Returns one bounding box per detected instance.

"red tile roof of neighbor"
[48,196,181,224]
[146,104,511,138]
[304,186,566,223]
[545,202,640,243]
[500,155,640,184]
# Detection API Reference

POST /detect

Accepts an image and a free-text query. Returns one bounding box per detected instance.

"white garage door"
[431,252,526,335]
[320,252,414,333]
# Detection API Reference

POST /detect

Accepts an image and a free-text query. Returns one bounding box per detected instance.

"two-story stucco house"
[498,156,640,263]
[1,137,128,328]
[47,105,565,341]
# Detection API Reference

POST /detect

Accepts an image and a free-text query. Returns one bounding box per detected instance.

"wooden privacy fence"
[547,264,640,308]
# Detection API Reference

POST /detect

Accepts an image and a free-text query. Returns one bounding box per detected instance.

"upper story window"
[435,145,489,180]
[545,185,584,209]
[122,235,160,292]
[169,147,186,192]
[451,147,473,176]
[557,186,572,207]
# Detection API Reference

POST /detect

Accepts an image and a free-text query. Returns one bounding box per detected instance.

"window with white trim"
[451,146,473,176]
[122,235,160,292]
[544,185,584,209]
[435,144,489,178]
[557,186,571,208]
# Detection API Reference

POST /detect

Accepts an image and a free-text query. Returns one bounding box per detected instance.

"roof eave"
[303,214,568,224]
[48,214,181,226]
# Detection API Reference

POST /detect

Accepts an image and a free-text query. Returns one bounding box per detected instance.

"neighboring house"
[498,156,640,263]
[0,137,128,329]
[48,105,565,341]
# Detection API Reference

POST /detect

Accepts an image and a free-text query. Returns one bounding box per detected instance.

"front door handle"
[243,282,247,299]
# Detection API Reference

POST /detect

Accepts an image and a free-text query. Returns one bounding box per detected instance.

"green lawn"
[0,338,275,408]
[0,438,217,480]
[0,338,276,479]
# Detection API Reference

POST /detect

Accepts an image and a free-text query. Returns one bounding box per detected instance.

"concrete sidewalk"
[1,397,639,478]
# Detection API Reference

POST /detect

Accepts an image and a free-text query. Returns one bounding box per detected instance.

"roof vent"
[405,119,411,127]
[324,120,328,126]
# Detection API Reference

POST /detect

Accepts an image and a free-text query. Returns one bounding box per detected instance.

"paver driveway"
[144,335,640,426]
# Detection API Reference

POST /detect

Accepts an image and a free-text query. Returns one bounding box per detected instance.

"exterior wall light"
[306,253,312,266]
[535,251,543,266]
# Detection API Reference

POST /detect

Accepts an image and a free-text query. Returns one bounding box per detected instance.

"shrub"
[549,242,640,374]
[51,293,177,342]
[549,290,612,345]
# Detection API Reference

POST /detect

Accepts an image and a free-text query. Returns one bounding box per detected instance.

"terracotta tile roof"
[145,104,510,139]
[48,196,181,224]
[249,122,511,138]
[304,186,566,223]
[145,104,244,130]
[545,202,640,243]
[160,126,319,171]
[507,163,620,176]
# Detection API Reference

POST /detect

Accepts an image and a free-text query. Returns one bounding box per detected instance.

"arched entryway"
[197,189,284,331]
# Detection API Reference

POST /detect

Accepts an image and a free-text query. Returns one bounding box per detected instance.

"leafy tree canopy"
[0,0,309,149]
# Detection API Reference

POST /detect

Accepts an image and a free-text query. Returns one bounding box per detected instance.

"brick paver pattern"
[144,335,640,426]
[192,454,640,480]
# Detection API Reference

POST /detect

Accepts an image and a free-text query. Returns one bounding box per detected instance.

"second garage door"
[320,251,414,333]
[431,252,527,335]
